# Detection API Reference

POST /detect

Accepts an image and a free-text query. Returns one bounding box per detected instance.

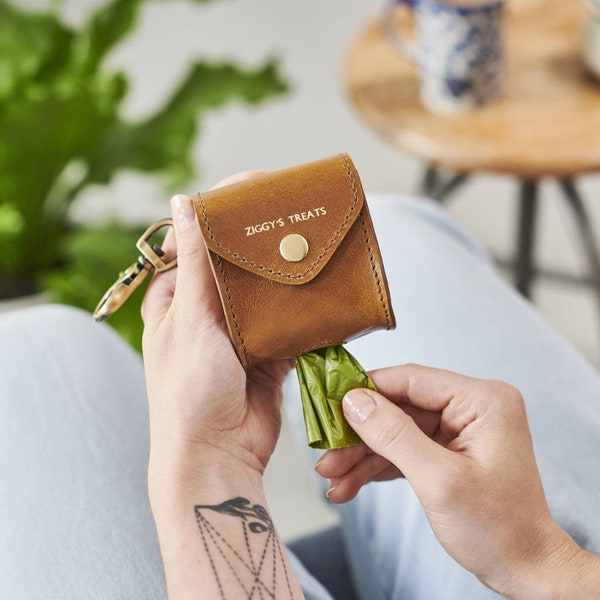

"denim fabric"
[284,195,600,599]
[2,196,600,599]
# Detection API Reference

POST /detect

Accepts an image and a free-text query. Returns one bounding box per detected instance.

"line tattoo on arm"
[195,497,294,599]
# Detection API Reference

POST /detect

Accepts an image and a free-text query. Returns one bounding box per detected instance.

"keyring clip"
[93,218,176,322]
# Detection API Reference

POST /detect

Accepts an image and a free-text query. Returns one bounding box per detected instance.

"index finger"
[369,363,486,412]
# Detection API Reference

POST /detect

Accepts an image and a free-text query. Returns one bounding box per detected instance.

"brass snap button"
[280,234,309,262]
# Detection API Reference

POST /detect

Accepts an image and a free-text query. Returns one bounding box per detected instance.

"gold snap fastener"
[280,234,309,262]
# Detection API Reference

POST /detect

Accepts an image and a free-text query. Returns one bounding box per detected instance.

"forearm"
[148,447,304,600]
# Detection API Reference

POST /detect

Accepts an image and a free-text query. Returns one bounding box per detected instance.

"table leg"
[432,173,469,203]
[417,165,469,203]
[514,180,539,298]
[419,165,440,197]
[559,179,600,316]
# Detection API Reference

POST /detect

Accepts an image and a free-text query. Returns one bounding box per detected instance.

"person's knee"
[368,193,491,265]
[0,303,130,359]
[1,303,89,329]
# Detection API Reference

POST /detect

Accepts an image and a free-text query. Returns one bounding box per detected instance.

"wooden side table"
[345,0,600,304]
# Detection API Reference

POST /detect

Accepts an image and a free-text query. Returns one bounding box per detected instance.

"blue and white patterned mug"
[384,0,505,114]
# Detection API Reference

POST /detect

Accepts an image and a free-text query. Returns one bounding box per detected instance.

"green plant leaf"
[83,59,289,188]
[0,0,290,353]
[73,0,144,75]
[0,204,24,236]
[0,72,128,277]
[0,1,73,98]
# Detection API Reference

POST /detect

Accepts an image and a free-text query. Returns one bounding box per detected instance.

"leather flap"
[194,154,365,285]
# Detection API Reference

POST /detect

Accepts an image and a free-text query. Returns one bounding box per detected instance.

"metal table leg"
[514,180,539,298]
[431,173,469,203]
[559,179,600,320]
[419,165,440,197]
[414,171,600,344]
[417,165,469,203]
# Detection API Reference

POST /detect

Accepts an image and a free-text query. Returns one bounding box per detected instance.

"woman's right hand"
[315,364,598,599]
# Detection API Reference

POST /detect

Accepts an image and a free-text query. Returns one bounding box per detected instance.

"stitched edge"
[297,340,336,356]
[197,154,360,280]
[359,211,392,329]
[215,255,250,366]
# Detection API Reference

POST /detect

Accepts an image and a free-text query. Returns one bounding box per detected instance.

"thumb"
[343,388,450,483]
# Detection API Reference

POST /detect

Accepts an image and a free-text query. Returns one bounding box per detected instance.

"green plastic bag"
[295,346,376,449]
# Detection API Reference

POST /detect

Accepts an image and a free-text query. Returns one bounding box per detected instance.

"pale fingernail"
[343,389,376,424]
[325,479,339,498]
[171,194,195,229]
[314,455,326,472]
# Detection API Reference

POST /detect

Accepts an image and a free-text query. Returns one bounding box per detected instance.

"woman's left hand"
[141,173,294,481]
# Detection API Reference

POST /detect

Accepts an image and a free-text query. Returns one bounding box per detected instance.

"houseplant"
[0,0,288,349]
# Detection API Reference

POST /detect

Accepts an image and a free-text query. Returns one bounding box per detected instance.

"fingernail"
[343,389,376,424]
[325,479,339,498]
[314,455,326,472]
[171,194,195,228]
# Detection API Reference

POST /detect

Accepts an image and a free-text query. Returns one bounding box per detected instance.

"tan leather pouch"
[194,154,395,368]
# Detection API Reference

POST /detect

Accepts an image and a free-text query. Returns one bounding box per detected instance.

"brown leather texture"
[193,153,396,368]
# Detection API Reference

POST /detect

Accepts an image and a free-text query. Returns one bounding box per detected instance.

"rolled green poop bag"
[295,345,376,449]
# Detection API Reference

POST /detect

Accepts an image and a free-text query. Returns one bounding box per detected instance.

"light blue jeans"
[1,197,599,599]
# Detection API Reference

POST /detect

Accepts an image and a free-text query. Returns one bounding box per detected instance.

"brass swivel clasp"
[93,218,176,322]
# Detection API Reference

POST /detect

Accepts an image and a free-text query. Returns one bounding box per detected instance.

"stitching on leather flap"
[197,154,360,281]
